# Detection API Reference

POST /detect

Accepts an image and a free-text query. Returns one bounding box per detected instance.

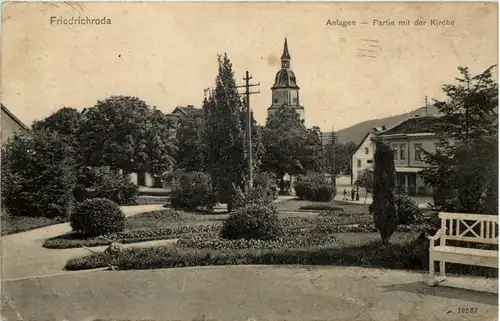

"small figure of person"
[343,189,347,200]
[351,188,355,201]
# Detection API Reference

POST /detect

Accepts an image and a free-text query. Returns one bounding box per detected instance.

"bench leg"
[439,261,446,280]
[428,254,436,286]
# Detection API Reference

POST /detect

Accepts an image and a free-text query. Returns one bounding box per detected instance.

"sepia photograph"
[1,1,498,320]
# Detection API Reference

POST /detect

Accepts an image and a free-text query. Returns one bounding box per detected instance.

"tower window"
[274,99,278,103]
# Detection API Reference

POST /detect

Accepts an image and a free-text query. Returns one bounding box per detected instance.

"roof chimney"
[187,105,194,108]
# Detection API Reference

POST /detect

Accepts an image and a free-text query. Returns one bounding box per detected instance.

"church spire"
[281,38,291,69]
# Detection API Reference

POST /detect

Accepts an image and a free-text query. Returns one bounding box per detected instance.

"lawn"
[62,205,498,278]
[43,209,224,249]
[1,212,65,236]
[276,198,371,214]
[43,209,375,249]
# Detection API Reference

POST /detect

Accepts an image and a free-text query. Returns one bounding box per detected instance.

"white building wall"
[351,133,375,184]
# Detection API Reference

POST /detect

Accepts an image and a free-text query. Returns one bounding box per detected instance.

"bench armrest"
[428,229,446,248]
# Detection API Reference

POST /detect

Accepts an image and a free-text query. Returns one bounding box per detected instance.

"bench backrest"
[439,212,499,245]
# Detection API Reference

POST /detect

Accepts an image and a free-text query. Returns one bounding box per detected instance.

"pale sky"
[2,2,498,131]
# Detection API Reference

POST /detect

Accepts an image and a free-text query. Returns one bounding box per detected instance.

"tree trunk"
[364,191,368,204]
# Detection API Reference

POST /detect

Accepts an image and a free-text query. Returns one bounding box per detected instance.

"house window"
[365,147,369,154]
[367,159,373,164]
[391,144,399,160]
[357,159,362,168]
[414,143,423,161]
[399,143,407,160]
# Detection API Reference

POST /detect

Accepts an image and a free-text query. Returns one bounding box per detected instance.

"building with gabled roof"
[1,104,29,145]
[351,115,444,195]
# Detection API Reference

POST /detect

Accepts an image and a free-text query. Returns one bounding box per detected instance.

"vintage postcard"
[1,1,498,321]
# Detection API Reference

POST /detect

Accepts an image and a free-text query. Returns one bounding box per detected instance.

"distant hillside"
[325,105,440,145]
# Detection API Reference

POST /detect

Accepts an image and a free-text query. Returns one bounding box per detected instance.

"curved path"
[1,204,497,321]
[1,204,166,280]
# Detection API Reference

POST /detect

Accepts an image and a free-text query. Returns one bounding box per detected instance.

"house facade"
[374,116,443,196]
[350,132,376,185]
[1,104,29,145]
[351,116,444,196]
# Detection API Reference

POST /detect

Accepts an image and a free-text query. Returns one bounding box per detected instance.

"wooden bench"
[428,212,498,286]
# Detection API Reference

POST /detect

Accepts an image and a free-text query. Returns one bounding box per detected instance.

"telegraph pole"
[331,127,337,186]
[321,131,325,175]
[424,95,428,116]
[237,71,260,190]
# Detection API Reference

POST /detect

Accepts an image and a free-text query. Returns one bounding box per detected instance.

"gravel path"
[1,204,166,280]
[2,265,497,321]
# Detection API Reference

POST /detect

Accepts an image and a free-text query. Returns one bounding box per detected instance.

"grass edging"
[43,233,187,249]
[63,240,498,278]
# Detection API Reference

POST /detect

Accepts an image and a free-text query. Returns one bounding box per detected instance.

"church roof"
[281,38,291,60]
[272,69,299,89]
[272,38,299,89]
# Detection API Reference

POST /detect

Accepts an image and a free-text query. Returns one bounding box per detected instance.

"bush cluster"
[369,194,421,225]
[221,205,283,240]
[294,173,335,202]
[75,167,138,205]
[1,131,76,218]
[170,171,217,211]
[70,198,125,236]
[232,185,275,210]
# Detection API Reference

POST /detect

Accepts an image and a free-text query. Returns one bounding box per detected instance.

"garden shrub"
[232,185,275,210]
[1,130,76,218]
[170,171,217,211]
[369,194,422,226]
[294,173,335,202]
[221,204,282,240]
[394,194,421,225]
[75,166,138,205]
[70,198,125,236]
[254,172,278,199]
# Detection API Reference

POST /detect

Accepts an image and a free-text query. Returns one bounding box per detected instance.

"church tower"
[268,38,305,120]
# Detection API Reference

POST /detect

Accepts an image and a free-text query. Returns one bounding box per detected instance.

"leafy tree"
[261,106,322,191]
[324,141,357,175]
[372,138,398,246]
[32,107,83,161]
[176,111,205,171]
[355,169,373,204]
[421,66,498,214]
[1,130,76,218]
[78,96,176,176]
[146,109,177,175]
[202,54,248,211]
[32,107,83,137]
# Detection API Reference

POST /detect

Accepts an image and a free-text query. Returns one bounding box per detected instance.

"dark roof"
[171,106,202,117]
[377,116,444,135]
[1,104,29,130]
[272,69,299,89]
[281,38,291,60]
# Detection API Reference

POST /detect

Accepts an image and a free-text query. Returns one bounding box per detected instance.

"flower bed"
[43,224,221,249]
[64,233,498,278]
[177,231,338,250]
